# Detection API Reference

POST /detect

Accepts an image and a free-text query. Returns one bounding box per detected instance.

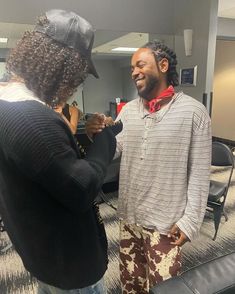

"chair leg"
[223,209,228,222]
[0,217,5,232]
[212,208,222,241]
[1,242,12,253]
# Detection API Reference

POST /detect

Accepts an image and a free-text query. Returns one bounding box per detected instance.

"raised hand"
[85,113,106,138]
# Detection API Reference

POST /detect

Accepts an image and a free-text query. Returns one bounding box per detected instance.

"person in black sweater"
[0,9,121,294]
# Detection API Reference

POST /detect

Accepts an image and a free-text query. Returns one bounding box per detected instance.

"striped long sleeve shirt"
[116,92,211,241]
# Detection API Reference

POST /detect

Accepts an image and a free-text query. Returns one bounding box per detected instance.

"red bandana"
[148,85,175,113]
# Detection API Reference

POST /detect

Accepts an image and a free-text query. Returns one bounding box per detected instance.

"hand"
[108,120,123,136]
[104,116,115,126]
[168,224,189,246]
[85,113,106,138]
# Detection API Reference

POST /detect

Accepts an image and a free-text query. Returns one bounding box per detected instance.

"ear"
[158,58,169,73]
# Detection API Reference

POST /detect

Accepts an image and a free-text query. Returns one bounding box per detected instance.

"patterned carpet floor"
[0,166,235,293]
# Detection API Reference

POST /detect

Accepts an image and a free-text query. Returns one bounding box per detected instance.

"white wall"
[0,62,6,78]
[212,40,235,140]
[0,49,9,59]
[83,59,123,114]
[174,0,218,106]
[217,17,235,39]
[122,66,137,101]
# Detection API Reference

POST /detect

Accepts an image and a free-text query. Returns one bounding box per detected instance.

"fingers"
[104,116,115,126]
[92,113,106,125]
[109,120,123,136]
[168,224,179,238]
[85,123,104,137]
[168,224,189,246]
[85,113,106,138]
[85,113,119,139]
[86,121,105,132]
[170,234,186,246]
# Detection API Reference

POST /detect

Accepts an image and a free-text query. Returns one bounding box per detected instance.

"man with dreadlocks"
[86,40,211,293]
[0,9,122,294]
[117,41,211,293]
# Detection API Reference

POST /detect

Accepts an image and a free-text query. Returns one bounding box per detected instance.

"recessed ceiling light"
[111,47,138,52]
[0,38,8,43]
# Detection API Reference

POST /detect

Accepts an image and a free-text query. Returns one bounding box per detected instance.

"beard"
[137,74,158,101]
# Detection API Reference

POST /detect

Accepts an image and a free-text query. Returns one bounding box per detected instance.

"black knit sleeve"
[3,102,116,213]
[37,127,117,213]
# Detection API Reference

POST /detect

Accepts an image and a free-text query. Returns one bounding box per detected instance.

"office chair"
[0,216,12,253]
[0,216,4,232]
[207,141,234,240]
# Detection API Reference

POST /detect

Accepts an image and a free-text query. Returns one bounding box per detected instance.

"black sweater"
[0,100,116,289]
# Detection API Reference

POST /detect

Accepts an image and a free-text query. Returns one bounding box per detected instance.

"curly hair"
[142,41,179,87]
[6,16,89,106]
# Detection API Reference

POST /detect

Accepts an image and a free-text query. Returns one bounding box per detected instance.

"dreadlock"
[142,41,179,87]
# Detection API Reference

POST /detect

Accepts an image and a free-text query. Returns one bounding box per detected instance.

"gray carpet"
[0,165,235,293]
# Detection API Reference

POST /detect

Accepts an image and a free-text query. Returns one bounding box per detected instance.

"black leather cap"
[34,9,99,78]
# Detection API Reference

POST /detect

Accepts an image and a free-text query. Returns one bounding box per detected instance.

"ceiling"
[0,0,235,59]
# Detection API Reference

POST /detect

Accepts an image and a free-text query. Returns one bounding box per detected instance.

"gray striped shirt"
[116,92,211,240]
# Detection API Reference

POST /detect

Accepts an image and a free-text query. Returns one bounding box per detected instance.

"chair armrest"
[150,252,235,294]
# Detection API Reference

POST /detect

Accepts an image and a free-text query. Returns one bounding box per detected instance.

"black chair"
[0,215,12,253]
[0,216,5,232]
[207,141,234,240]
[150,251,235,294]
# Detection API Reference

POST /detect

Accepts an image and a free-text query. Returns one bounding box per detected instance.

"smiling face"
[131,48,169,101]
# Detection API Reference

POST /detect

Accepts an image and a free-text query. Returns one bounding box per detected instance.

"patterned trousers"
[119,221,182,294]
